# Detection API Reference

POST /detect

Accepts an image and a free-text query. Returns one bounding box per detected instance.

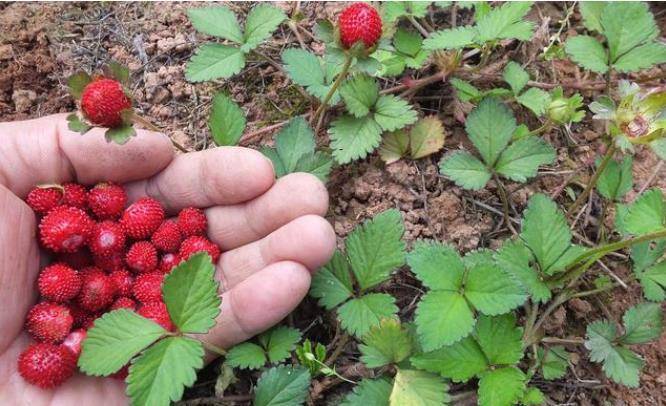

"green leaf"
[209,93,246,146]
[613,42,666,73]
[516,88,552,117]
[407,241,465,291]
[503,61,529,95]
[293,152,333,183]
[78,309,166,376]
[538,346,569,380]
[597,156,633,201]
[389,369,450,406]
[127,337,204,406]
[338,293,399,337]
[466,97,516,166]
[379,130,410,164]
[226,342,266,369]
[585,320,643,387]
[340,75,379,118]
[394,28,423,57]
[310,250,354,309]
[410,116,446,159]
[423,26,477,50]
[104,61,130,85]
[241,4,286,52]
[105,123,136,145]
[275,117,316,173]
[439,151,492,191]
[521,387,546,406]
[477,367,526,406]
[579,2,606,32]
[163,253,221,334]
[631,239,666,273]
[600,2,658,62]
[411,336,488,382]
[360,319,413,368]
[623,188,665,235]
[187,6,243,43]
[314,20,335,44]
[262,148,286,178]
[415,290,475,351]
[475,2,534,42]
[564,36,608,74]
[67,71,92,99]
[282,49,336,103]
[639,261,666,301]
[495,136,555,182]
[186,43,245,82]
[329,115,383,164]
[382,2,431,23]
[374,95,418,132]
[495,239,551,303]
[450,78,482,103]
[620,302,663,344]
[346,209,406,290]
[341,379,392,406]
[475,314,523,366]
[260,326,302,363]
[650,138,666,161]
[67,113,91,134]
[465,265,527,316]
[254,366,311,406]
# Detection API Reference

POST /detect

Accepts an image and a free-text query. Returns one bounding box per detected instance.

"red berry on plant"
[121,197,165,239]
[109,268,133,297]
[126,241,158,273]
[26,186,63,215]
[159,252,182,274]
[62,183,88,209]
[26,302,74,344]
[177,207,207,237]
[80,78,132,128]
[77,271,116,312]
[110,296,137,311]
[151,220,182,253]
[132,272,164,304]
[137,301,173,331]
[37,263,81,303]
[88,220,126,257]
[62,328,87,358]
[179,236,221,263]
[17,343,77,389]
[39,206,94,253]
[338,3,382,49]
[88,182,127,220]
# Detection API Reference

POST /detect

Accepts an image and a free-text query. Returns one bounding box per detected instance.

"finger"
[216,215,336,289]
[0,113,174,197]
[206,172,329,250]
[124,146,275,212]
[200,261,311,349]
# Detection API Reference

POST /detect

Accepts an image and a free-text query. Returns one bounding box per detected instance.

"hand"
[0,114,335,405]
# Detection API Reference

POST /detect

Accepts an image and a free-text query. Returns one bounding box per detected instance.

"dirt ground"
[1,2,665,405]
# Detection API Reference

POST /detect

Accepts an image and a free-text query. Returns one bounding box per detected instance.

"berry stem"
[311,53,353,131]
[567,142,617,218]
[131,114,189,153]
[199,339,227,357]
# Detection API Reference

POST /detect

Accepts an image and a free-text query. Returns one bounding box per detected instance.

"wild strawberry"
[137,301,173,331]
[93,251,125,272]
[56,249,93,269]
[62,183,88,209]
[338,3,382,49]
[151,220,182,253]
[179,236,221,263]
[18,343,76,388]
[159,252,182,274]
[80,78,132,128]
[26,302,73,344]
[39,206,94,253]
[110,296,137,311]
[88,221,126,257]
[110,364,129,380]
[62,328,87,358]
[126,241,158,273]
[37,264,81,303]
[78,271,116,312]
[177,207,207,237]
[26,186,63,215]
[79,266,105,279]
[88,182,127,220]
[121,197,165,239]
[67,304,94,329]
[132,272,164,304]
[109,268,133,297]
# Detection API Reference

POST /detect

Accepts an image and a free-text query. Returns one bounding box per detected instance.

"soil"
[1,2,665,405]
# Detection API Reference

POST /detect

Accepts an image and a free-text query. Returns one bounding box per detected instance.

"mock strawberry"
[18,343,77,388]
[109,268,133,297]
[62,328,87,358]
[56,249,93,269]
[67,304,94,329]
[126,241,158,273]
[93,251,125,272]
[177,207,207,237]
[78,271,116,312]
[88,220,126,257]
[137,301,174,331]
[62,183,88,209]
[26,302,73,343]
[39,206,94,253]
[338,3,382,49]
[179,236,221,263]
[37,263,81,303]
[159,252,182,274]
[132,272,164,304]
[88,182,127,220]
[151,220,182,253]
[26,186,63,215]
[80,77,132,128]
[121,197,165,239]
[110,296,137,311]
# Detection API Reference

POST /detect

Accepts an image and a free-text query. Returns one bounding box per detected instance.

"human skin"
[0,114,336,405]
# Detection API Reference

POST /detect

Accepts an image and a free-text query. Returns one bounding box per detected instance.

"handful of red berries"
[18,182,221,389]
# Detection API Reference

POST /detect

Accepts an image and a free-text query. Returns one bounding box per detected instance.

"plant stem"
[541,336,584,345]
[567,142,617,218]
[570,282,619,299]
[494,173,518,235]
[312,53,353,130]
[407,15,430,37]
[527,120,552,136]
[199,339,227,357]
[132,114,188,153]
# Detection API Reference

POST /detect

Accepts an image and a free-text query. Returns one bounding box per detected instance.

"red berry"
[62,183,88,209]
[109,268,133,297]
[121,197,165,239]
[62,328,87,358]
[110,296,137,311]
[159,252,182,274]
[137,301,173,331]
[26,186,63,215]
[39,206,94,253]
[80,78,132,128]
[18,343,76,388]
[93,251,125,272]
[56,249,93,269]
[37,263,81,303]
[26,302,73,343]
[338,3,382,49]
[179,236,221,263]
[88,182,127,220]
[110,364,129,380]
[88,221,126,257]
[151,220,182,253]
[177,207,207,237]
[67,304,94,329]
[78,271,116,312]
[79,266,105,279]
[126,241,158,273]
[132,272,164,304]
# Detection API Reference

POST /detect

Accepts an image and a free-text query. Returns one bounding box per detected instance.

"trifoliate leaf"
[379,130,410,164]
[226,342,266,369]
[389,369,450,406]
[275,117,316,173]
[241,4,286,52]
[382,1,431,23]
[293,151,333,183]
[410,116,446,159]
[517,88,552,117]
[521,387,546,405]
[465,264,527,316]
[411,336,488,382]
[187,6,243,43]
[596,156,633,201]
[423,26,477,50]
[310,250,354,310]
[620,302,663,344]
[259,326,302,364]
[564,36,608,74]
[466,97,516,166]
[407,241,465,291]
[639,261,666,301]
[346,209,406,291]
[503,61,529,95]
[163,253,221,334]
[579,2,606,32]
[495,136,556,182]
[415,290,475,351]
[254,366,311,406]
[127,337,204,406]
[585,320,644,387]
[623,188,665,235]
[329,115,383,164]
[209,93,246,146]
[475,2,534,42]
[374,95,418,132]
[341,378,392,406]
[495,239,551,303]
[439,151,492,191]
[186,43,245,82]
[338,293,399,337]
[340,75,379,118]
[600,2,658,62]
[632,239,666,273]
[360,319,413,368]
[613,42,666,73]
[282,48,332,102]
[67,71,92,99]
[105,123,136,145]
[475,314,524,366]
[79,309,167,376]
[477,367,526,406]
[538,346,569,380]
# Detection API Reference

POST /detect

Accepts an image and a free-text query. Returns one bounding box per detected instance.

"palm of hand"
[0,115,335,405]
